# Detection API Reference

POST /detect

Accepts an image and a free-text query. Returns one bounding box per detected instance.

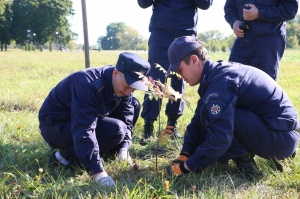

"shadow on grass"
[0,100,38,112]
[0,137,299,198]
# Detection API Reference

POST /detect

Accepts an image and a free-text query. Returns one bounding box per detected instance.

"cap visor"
[167,61,180,75]
[124,74,148,91]
[129,81,148,91]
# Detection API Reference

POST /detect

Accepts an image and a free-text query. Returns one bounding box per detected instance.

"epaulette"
[92,79,105,92]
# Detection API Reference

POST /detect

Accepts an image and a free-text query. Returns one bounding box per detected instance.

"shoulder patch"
[92,79,105,92]
[209,100,222,116]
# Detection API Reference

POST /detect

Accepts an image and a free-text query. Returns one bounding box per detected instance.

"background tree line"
[96,22,148,51]
[0,0,76,51]
[97,15,300,52]
[1,0,299,52]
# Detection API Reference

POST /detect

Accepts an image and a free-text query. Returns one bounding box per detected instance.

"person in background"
[137,0,213,145]
[164,36,299,180]
[224,0,299,80]
[38,52,150,187]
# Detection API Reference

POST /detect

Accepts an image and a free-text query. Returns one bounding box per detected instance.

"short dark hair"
[182,46,210,65]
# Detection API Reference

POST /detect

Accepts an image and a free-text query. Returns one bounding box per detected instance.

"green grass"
[0,49,299,198]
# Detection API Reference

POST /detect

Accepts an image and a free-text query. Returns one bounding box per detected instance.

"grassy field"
[0,49,299,198]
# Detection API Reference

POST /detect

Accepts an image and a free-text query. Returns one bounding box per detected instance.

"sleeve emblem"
[209,101,221,116]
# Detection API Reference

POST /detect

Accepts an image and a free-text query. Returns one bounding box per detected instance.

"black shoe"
[270,159,283,172]
[290,151,296,159]
[270,151,296,172]
[233,153,262,180]
[139,120,154,146]
[139,136,153,146]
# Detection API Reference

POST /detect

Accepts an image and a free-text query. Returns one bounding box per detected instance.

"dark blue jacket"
[182,60,299,172]
[39,66,134,173]
[138,0,213,36]
[224,0,299,38]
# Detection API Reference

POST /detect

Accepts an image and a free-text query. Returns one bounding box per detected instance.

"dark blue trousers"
[141,30,186,122]
[229,34,285,80]
[40,97,141,164]
[219,108,299,162]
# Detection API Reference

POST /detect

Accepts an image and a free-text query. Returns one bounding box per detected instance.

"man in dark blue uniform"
[137,0,213,145]
[224,0,299,80]
[165,36,299,180]
[38,52,150,187]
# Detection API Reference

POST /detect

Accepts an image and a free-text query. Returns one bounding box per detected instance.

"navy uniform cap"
[167,36,201,74]
[116,52,150,91]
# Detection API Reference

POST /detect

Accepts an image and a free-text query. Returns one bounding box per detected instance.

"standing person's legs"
[165,73,185,127]
[228,38,251,65]
[140,30,170,144]
[247,35,285,80]
[140,57,165,145]
[141,57,166,121]
[131,96,141,127]
[163,66,186,138]
[157,32,185,128]
[141,30,169,121]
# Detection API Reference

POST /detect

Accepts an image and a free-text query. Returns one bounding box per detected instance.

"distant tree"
[0,0,5,15]
[286,14,300,47]
[116,26,141,50]
[11,0,38,45]
[97,36,104,50]
[65,40,78,51]
[100,22,125,50]
[135,38,148,51]
[10,0,74,51]
[197,32,209,45]
[221,46,226,52]
[286,35,299,48]
[34,0,74,46]
[0,2,12,51]
[198,30,225,52]
[225,34,236,51]
[98,22,146,50]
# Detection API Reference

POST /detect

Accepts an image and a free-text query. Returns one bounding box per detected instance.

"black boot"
[139,120,154,146]
[233,153,262,180]
[270,159,283,172]
[270,151,296,172]
[290,151,296,159]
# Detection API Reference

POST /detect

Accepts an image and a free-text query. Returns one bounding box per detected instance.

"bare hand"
[233,20,246,38]
[243,4,259,21]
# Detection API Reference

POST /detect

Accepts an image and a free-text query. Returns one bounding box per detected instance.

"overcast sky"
[69,0,299,45]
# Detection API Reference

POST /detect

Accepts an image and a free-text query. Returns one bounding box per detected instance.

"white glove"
[118,148,132,165]
[94,171,115,187]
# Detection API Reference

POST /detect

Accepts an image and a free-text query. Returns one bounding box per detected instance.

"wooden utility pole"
[81,0,90,68]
